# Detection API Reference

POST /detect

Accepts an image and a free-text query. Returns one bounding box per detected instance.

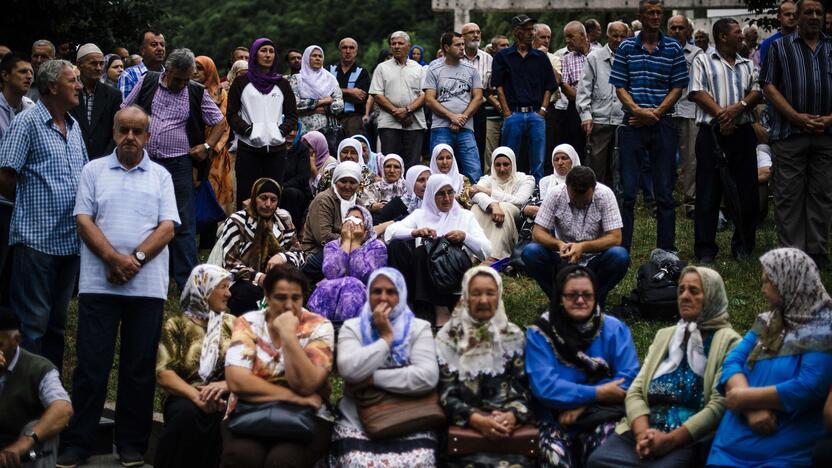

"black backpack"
[613,256,687,321]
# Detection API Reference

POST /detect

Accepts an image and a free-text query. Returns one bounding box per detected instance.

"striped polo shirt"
[759,31,832,141]
[689,50,759,125]
[609,32,689,113]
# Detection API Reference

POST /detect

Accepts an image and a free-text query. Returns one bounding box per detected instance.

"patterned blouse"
[364,179,406,206]
[219,208,305,282]
[288,74,344,135]
[156,314,236,396]
[316,165,379,207]
[321,238,387,283]
[438,355,531,427]
[224,309,334,415]
[457,175,473,209]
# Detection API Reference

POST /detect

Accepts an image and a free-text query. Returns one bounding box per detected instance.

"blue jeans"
[9,244,79,370]
[618,119,678,251]
[430,127,482,182]
[153,155,196,291]
[521,243,630,310]
[501,111,546,181]
[61,294,164,458]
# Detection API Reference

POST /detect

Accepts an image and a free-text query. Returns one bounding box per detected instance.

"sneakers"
[118,450,145,467]
[56,451,84,468]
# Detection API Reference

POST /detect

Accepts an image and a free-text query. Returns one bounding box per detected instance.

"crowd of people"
[1,0,832,467]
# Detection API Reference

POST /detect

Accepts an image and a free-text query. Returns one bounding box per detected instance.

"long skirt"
[471,202,520,259]
[307,276,366,322]
[154,395,224,468]
[328,422,437,468]
[539,419,617,468]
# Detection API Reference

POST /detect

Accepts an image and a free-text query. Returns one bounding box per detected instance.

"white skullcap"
[76,43,103,61]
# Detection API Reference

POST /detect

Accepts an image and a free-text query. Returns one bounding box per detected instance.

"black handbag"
[570,404,626,432]
[227,400,317,441]
[424,237,471,294]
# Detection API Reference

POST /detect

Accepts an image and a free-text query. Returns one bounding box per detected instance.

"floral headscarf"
[180,264,232,382]
[748,248,832,366]
[359,268,415,366]
[436,266,525,381]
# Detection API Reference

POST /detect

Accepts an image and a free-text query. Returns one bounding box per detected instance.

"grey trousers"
[675,116,698,203]
[586,432,693,468]
[485,117,503,174]
[588,123,617,186]
[19,421,58,468]
[771,134,832,255]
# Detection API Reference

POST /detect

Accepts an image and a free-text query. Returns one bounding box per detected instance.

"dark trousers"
[555,101,587,161]
[618,118,678,251]
[387,239,459,313]
[587,431,693,468]
[0,202,12,306]
[236,142,287,210]
[10,244,79,371]
[153,155,197,291]
[473,106,486,163]
[378,128,425,168]
[221,418,330,468]
[61,294,165,458]
[521,243,630,310]
[694,123,758,260]
[339,113,365,138]
[229,280,264,317]
[154,395,223,468]
[301,250,325,285]
[587,124,617,187]
[545,105,559,176]
[771,134,832,256]
[279,187,311,228]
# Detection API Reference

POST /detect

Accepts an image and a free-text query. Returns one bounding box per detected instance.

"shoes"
[118,450,145,467]
[56,452,84,468]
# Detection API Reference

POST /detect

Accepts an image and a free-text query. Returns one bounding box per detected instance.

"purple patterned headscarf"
[246,38,283,94]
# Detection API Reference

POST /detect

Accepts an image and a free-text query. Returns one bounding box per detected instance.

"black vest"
[136,71,206,150]
[0,348,55,445]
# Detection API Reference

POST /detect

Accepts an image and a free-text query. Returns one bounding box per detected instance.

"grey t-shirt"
[422,60,482,131]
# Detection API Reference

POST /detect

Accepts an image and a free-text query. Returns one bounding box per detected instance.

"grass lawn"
[59,203,832,409]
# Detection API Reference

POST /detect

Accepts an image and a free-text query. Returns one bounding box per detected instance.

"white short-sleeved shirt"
[73,150,180,299]
[369,59,426,130]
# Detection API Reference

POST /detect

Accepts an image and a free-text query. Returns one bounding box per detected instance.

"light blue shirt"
[0,92,35,141]
[73,150,180,299]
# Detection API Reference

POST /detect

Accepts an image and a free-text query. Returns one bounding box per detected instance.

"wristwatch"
[740,100,748,108]
[203,142,211,152]
[24,429,39,445]
[133,250,147,266]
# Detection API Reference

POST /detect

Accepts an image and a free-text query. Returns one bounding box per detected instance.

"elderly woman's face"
[383,159,402,183]
[414,170,431,199]
[309,49,324,69]
[434,184,455,212]
[206,278,232,313]
[561,276,596,322]
[761,271,781,309]
[369,275,399,310]
[335,177,359,199]
[678,272,705,322]
[467,273,499,322]
[255,192,278,218]
[493,155,512,180]
[358,141,370,163]
[436,150,454,173]
[192,62,207,84]
[554,152,573,177]
[339,146,359,163]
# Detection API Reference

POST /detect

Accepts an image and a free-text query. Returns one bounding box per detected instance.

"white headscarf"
[299,45,339,99]
[430,143,464,193]
[403,165,430,213]
[436,266,525,380]
[551,143,581,186]
[337,138,365,166]
[180,264,232,382]
[332,161,361,220]
[417,174,466,236]
[477,146,533,194]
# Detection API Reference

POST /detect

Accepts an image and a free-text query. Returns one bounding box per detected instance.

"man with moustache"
[69,43,122,160]
[460,22,492,165]
[329,37,371,137]
[118,30,166,99]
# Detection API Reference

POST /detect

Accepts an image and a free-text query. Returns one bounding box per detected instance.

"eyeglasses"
[435,189,456,199]
[563,292,595,302]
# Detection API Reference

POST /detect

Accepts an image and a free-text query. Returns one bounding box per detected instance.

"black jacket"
[69,82,122,159]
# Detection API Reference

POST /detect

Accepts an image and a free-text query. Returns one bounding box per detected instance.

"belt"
[511,106,537,113]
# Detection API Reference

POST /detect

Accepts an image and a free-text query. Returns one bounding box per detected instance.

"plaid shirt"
[122,73,224,159]
[562,50,589,87]
[535,183,622,265]
[82,84,96,123]
[118,62,148,99]
[0,101,88,255]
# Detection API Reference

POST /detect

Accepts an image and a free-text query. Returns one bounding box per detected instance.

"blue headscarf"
[351,134,380,176]
[409,45,427,66]
[359,268,415,366]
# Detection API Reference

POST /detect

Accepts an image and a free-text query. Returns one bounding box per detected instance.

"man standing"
[577,21,629,187]
[689,18,762,264]
[0,55,34,140]
[69,44,122,160]
[760,0,832,268]
[0,307,73,468]
[743,24,761,70]
[760,1,798,66]
[285,49,302,75]
[610,0,689,252]
[122,48,226,290]
[369,31,426,168]
[329,38,371,138]
[0,60,86,369]
[533,23,563,169]
[118,30,166,99]
[668,15,703,216]
[26,40,55,103]
[492,15,557,181]
[485,35,509,161]
[424,32,483,182]
[558,21,595,158]
[694,30,714,55]
[57,106,179,468]
[460,22,492,165]
[585,19,604,49]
